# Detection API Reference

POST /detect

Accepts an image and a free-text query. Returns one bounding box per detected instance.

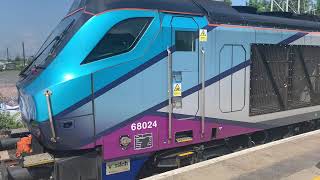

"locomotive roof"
[69,0,320,31]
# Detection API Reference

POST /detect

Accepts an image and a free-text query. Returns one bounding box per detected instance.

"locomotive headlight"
[119,135,131,150]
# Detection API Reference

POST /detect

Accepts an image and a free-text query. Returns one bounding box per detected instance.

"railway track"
[0,129,28,163]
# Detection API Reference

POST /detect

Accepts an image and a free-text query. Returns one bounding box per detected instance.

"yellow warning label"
[199,29,207,42]
[173,83,182,97]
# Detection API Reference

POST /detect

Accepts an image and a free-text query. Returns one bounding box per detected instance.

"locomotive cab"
[18,15,155,150]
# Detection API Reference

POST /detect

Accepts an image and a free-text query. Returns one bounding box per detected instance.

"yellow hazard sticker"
[173,83,182,97]
[199,29,207,42]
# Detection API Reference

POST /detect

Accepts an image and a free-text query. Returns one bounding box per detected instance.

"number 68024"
[131,121,157,131]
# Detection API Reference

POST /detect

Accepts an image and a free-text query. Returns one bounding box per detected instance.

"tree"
[248,0,270,12]
[248,0,316,14]
[317,0,320,14]
[0,111,23,130]
[269,0,315,14]
[0,94,23,130]
[14,56,24,62]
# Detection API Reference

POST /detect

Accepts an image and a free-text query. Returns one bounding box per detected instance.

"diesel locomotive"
[9,0,320,179]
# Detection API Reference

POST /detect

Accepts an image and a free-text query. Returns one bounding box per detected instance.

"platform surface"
[145,130,320,180]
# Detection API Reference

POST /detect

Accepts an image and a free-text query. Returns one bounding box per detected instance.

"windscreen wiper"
[49,20,75,57]
[19,36,60,77]
[19,20,75,77]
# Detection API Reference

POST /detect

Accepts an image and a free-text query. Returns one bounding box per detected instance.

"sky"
[0,0,245,60]
[0,0,74,59]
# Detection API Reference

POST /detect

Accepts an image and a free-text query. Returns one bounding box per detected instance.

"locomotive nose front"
[14,6,96,150]
[17,87,36,124]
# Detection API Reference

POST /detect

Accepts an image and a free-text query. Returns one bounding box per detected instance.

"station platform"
[144,130,320,180]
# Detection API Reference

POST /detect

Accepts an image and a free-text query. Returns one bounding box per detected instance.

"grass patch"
[0,112,24,130]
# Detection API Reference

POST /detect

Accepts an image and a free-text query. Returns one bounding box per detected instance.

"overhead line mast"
[271,0,316,14]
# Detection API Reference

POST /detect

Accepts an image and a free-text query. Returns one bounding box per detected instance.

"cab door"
[165,16,201,143]
[170,16,200,116]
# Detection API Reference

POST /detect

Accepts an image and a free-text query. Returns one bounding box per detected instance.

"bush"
[0,111,24,130]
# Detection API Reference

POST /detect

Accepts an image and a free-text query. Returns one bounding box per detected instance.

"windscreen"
[20,11,85,76]
[68,0,86,13]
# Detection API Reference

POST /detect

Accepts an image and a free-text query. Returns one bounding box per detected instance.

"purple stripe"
[278,32,308,45]
[96,115,260,160]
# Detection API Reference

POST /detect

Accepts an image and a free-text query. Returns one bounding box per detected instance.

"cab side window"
[175,31,196,52]
[82,17,152,64]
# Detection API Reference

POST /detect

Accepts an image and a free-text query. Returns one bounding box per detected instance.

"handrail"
[44,90,58,143]
[201,47,206,138]
[167,48,173,143]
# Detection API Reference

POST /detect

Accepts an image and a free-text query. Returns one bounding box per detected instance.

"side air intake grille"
[250,44,320,116]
